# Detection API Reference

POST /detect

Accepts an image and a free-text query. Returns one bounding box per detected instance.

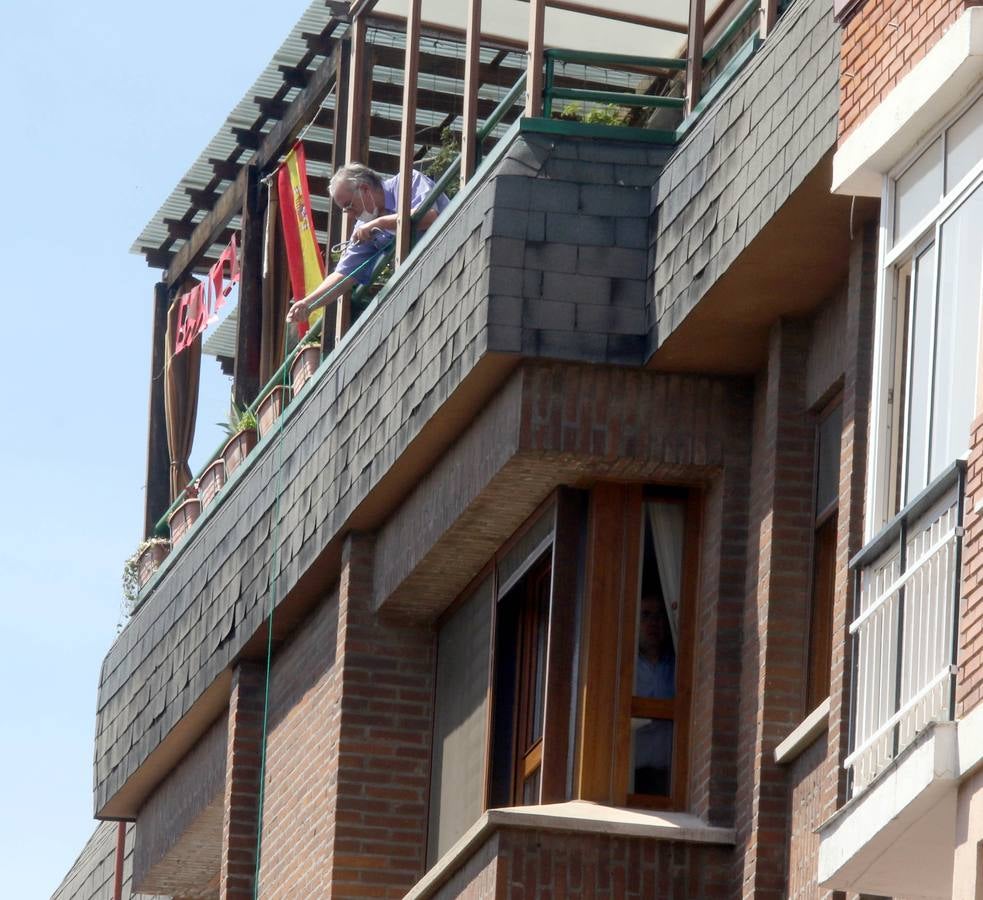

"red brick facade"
[839,0,983,138]
[431,830,733,899]
[957,416,983,717]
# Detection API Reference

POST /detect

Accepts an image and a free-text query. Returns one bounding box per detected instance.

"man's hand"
[351,219,381,245]
[286,298,309,324]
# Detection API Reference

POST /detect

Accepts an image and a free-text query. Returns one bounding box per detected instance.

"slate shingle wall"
[650,0,841,354]
[95,131,672,817]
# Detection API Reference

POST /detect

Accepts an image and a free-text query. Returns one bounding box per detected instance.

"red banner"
[173,234,239,355]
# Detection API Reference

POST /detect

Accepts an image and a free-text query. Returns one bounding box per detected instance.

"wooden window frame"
[576,484,700,811]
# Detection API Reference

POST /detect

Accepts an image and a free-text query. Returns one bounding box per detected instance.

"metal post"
[685,0,706,116]
[525,0,545,116]
[396,0,422,265]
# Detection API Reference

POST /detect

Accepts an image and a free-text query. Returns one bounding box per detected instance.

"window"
[869,90,983,531]
[626,498,692,806]
[426,484,700,865]
[807,401,841,709]
[427,491,584,862]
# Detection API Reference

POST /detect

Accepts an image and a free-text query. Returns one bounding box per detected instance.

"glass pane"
[529,568,550,745]
[428,576,493,864]
[521,766,541,806]
[895,139,943,244]
[946,95,983,192]
[635,503,684,698]
[815,405,843,513]
[629,717,673,796]
[930,185,983,476]
[904,242,937,503]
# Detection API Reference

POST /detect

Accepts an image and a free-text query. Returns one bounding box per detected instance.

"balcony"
[100,0,843,827]
[818,462,968,898]
[846,462,966,795]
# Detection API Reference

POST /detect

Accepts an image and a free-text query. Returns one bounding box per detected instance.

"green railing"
[543,49,686,119]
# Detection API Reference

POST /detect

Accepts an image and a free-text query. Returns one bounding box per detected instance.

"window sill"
[408,800,735,900]
[775,696,831,765]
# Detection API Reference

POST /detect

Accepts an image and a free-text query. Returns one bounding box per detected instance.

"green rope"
[249,241,392,899]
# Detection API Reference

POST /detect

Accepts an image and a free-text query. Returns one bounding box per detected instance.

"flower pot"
[257,385,290,438]
[168,498,201,545]
[221,428,257,475]
[290,345,322,395]
[137,541,170,588]
[198,458,226,509]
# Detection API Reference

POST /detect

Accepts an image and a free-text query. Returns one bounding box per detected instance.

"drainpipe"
[114,822,126,900]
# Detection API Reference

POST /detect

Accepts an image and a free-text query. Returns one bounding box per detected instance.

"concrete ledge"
[832,7,983,196]
[406,800,735,900]
[818,722,958,897]
[775,696,830,765]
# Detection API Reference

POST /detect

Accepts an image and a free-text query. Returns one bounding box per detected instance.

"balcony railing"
[846,461,966,794]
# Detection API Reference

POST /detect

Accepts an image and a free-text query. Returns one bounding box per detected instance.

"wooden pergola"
[138,0,778,535]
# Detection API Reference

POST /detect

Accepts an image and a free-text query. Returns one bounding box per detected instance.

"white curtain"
[647,502,685,648]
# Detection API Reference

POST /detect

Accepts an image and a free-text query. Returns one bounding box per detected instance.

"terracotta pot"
[257,385,290,438]
[221,428,257,475]
[290,345,322,395]
[137,541,170,588]
[168,498,201,545]
[198,458,227,509]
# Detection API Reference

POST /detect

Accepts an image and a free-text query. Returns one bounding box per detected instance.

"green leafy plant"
[555,102,628,126]
[121,537,171,616]
[423,127,461,199]
[218,402,257,437]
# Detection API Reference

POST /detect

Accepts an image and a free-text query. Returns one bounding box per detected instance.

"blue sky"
[0,2,311,895]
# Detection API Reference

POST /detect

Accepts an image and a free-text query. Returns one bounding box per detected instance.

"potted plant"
[197,457,226,509]
[220,403,258,475]
[168,483,201,545]
[122,538,171,613]
[290,337,322,395]
[257,383,291,439]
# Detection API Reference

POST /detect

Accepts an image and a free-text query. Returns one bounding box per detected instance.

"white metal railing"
[846,462,966,795]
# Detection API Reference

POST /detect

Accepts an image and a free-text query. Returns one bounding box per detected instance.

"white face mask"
[357,186,378,223]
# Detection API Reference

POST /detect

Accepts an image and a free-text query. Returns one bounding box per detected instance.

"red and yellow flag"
[277,141,325,336]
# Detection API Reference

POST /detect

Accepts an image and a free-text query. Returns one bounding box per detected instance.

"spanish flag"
[277,141,325,336]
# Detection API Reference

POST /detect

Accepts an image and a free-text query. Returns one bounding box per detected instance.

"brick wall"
[957,416,983,715]
[839,0,983,139]
[220,663,265,900]
[786,735,829,900]
[328,534,435,898]
[430,829,734,899]
[133,712,226,895]
[253,593,340,899]
[734,318,816,899]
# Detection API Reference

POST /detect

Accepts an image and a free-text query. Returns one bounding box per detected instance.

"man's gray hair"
[329,163,384,197]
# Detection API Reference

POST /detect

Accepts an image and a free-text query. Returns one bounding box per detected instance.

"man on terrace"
[286,162,449,324]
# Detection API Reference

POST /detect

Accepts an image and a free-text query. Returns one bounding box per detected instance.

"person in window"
[286,162,449,323]
[635,596,676,699]
[632,594,676,795]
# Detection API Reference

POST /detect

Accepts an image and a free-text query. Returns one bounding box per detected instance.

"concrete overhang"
[832,7,983,197]
[819,700,983,899]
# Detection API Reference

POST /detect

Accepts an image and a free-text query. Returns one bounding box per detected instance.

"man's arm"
[286,269,348,323]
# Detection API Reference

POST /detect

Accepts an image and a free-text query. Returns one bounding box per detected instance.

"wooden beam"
[348,0,380,18]
[166,42,341,287]
[327,40,351,263]
[685,0,705,116]
[144,282,171,538]
[461,0,482,186]
[525,0,546,117]
[233,165,265,407]
[516,0,688,34]
[759,0,778,38]
[396,0,423,265]
[541,489,588,803]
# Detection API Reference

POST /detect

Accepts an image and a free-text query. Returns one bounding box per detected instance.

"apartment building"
[51,0,983,898]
